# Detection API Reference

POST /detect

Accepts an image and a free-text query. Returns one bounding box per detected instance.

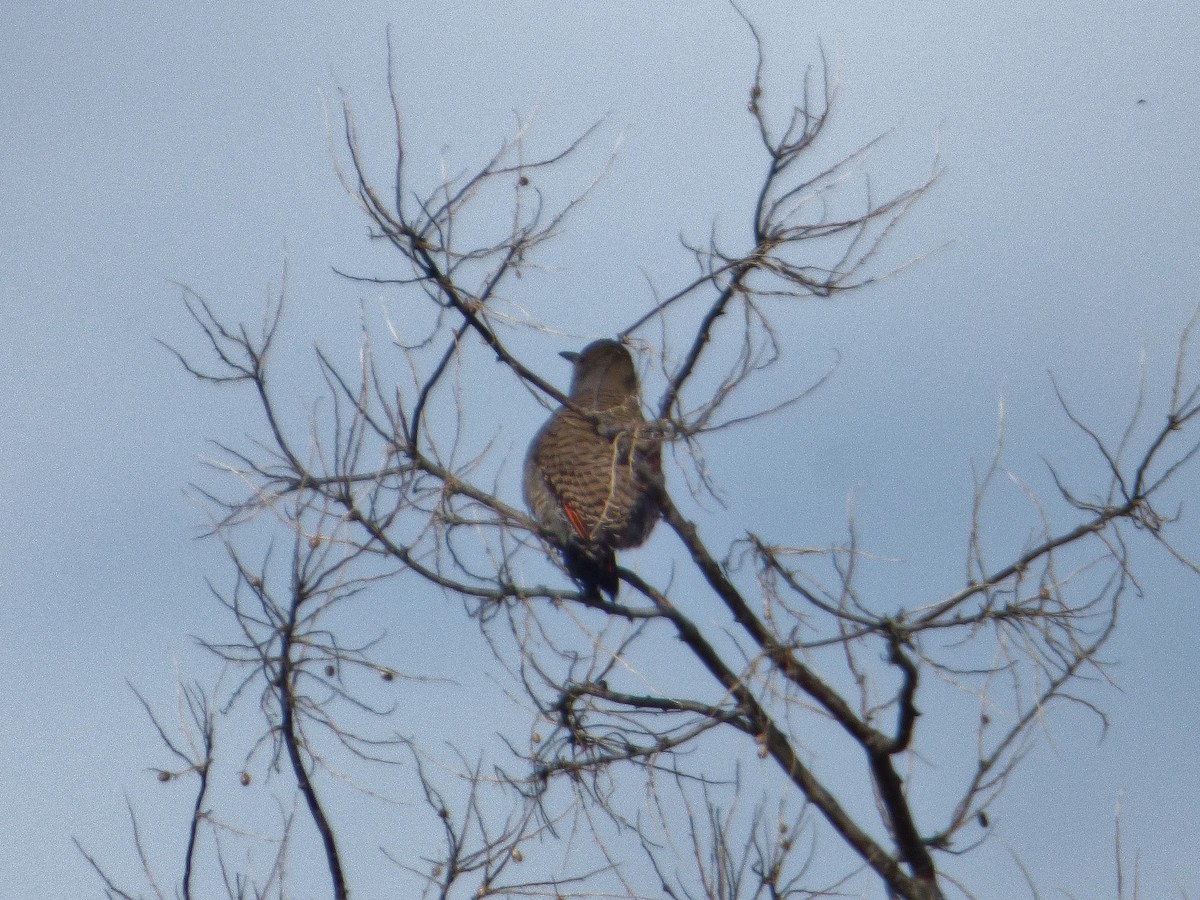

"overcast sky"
[2,1,1198,897]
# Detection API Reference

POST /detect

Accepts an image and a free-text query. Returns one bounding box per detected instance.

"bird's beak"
[559,350,580,364]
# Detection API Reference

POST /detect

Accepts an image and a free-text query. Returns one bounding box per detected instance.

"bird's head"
[562,339,639,405]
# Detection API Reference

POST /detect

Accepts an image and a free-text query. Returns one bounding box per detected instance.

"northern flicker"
[524,339,662,598]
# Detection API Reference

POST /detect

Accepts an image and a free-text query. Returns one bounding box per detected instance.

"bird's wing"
[561,502,590,541]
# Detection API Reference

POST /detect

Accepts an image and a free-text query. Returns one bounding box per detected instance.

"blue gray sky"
[2,1,1198,896]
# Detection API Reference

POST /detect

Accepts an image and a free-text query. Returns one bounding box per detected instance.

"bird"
[524,339,663,598]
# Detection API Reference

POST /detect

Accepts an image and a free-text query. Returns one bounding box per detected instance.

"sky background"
[2,1,1199,897]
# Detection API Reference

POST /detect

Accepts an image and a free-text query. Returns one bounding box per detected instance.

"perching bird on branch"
[524,339,663,598]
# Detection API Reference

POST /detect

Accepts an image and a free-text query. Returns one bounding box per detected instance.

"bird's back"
[524,400,660,550]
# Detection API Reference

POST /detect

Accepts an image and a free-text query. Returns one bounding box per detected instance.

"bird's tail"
[561,543,619,600]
